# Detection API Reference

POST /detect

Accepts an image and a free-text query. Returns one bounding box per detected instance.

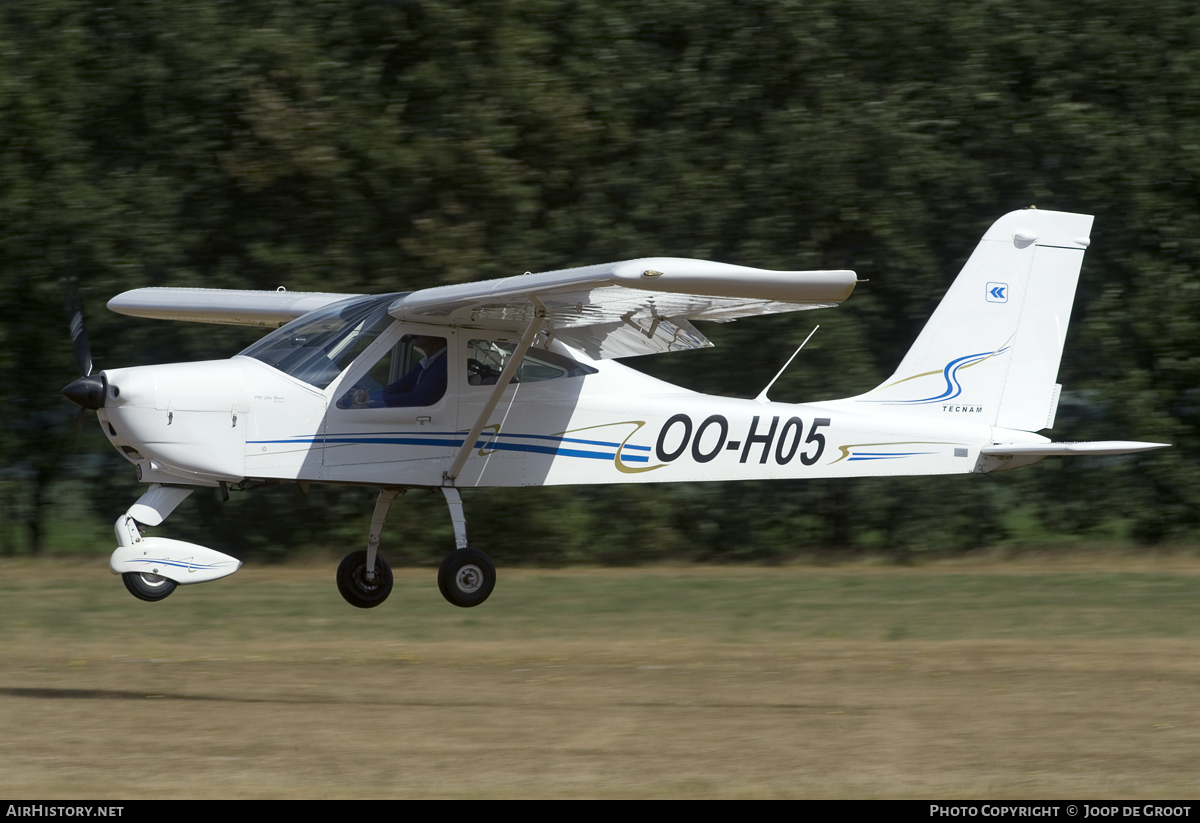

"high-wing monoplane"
[61,209,1167,607]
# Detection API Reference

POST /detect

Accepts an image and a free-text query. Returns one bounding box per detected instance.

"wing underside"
[390,257,857,359]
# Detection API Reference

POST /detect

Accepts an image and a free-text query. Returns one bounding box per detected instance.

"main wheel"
[336,550,394,608]
[437,548,496,608]
[122,572,177,602]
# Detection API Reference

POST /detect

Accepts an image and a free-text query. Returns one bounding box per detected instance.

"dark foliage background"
[1,0,1193,561]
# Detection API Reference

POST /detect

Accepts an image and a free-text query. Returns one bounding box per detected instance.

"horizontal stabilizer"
[981,441,1170,456]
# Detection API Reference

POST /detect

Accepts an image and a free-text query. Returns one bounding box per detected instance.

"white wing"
[390,257,856,359]
[108,288,363,327]
[107,258,857,359]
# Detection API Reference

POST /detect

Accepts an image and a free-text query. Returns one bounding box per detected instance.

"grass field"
[2,555,1199,798]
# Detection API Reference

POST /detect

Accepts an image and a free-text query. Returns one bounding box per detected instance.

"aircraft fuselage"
[96,335,1043,491]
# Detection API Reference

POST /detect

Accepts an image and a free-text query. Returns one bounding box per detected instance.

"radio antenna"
[755,325,818,403]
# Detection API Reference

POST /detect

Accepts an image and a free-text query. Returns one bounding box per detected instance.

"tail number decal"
[655,414,829,466]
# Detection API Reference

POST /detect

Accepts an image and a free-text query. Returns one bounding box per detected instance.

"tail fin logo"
[860,340,1012,406]
[986,282,1008,303]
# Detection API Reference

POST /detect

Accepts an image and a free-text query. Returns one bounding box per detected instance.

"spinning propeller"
[61,278,106,418]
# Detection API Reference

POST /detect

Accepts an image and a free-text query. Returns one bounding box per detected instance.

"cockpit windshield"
[238,293,402,389]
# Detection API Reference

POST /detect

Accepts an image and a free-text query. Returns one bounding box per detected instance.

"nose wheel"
[438,548,496,608]
[122,572,177,602]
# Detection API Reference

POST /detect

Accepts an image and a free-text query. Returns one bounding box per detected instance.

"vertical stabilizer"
[851,209,1092,431]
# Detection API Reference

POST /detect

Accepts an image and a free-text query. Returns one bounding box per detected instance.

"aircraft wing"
[389,258,857,359]
[108,288,363,327]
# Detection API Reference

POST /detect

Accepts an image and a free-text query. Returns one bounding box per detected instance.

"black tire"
[437,548,496,608]
[336,550,394,608]
[122,572,177,602]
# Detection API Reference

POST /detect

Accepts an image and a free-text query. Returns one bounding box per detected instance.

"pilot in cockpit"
[339,334,447,409]
[380,335,446,407]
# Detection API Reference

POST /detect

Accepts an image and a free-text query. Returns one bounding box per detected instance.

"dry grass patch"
[1,560,1198,797]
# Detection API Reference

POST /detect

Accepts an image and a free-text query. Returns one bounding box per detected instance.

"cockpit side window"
[466,340,597,386]
[337,334,448,409]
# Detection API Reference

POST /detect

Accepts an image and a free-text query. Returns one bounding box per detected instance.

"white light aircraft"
[62,209,1167,607]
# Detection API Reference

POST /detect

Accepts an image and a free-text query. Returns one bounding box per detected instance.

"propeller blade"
[61,276,93,377]
[72,406,86,449]
[59,276,103,453]
[69,309,92,377]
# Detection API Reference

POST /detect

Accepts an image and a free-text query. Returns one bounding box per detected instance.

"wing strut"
[444,303,547,485]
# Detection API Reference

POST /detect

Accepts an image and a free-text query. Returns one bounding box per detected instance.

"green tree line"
[1,0,1194,561]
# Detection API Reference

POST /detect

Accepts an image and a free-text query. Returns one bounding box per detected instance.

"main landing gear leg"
[442,487,468,550]
[336,489,397,609]
[437,487,496,608]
